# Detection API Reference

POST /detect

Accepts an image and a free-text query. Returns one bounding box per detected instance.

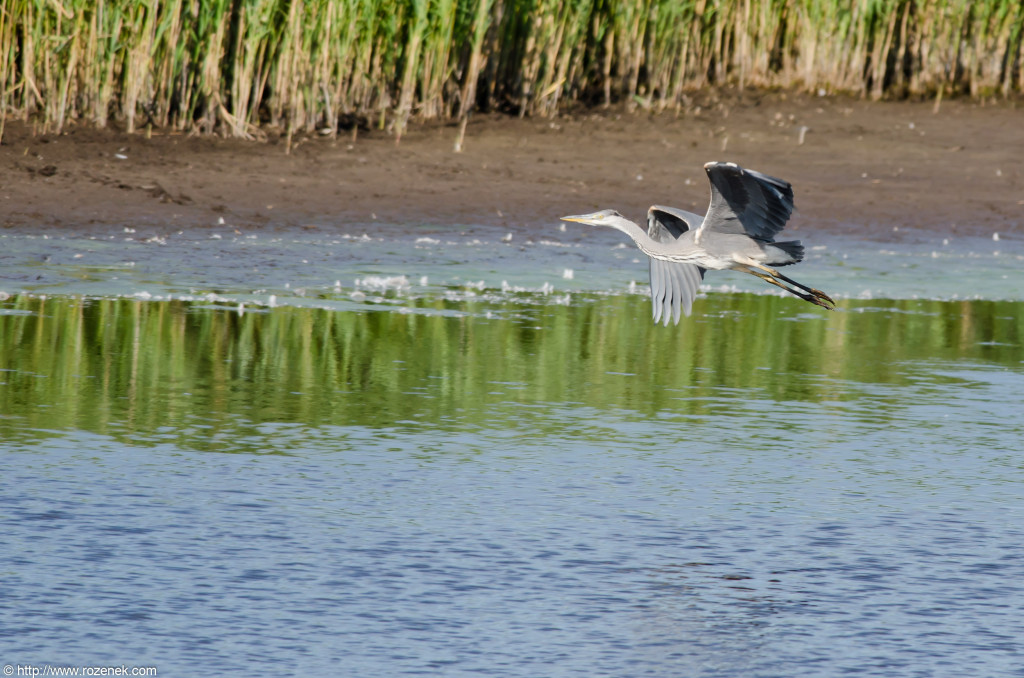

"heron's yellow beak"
[560,215,587,223]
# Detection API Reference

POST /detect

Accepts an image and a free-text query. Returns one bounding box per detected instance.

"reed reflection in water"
[1,293,1022,449]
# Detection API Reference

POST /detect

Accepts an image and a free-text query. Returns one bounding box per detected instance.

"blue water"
[2,223,1024,677]
[5,408,1024,676]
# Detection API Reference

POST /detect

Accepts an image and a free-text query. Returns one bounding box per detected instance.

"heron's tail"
[767,240,804,266]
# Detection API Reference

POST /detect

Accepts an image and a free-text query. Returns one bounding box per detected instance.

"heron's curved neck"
[608,218,654,249]
[609,218,669,258]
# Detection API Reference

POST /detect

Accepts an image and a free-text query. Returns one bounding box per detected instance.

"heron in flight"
[561,161,835,325]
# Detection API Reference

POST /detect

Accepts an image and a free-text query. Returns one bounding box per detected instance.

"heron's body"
[635,229,800,271]
[561,161,835,325]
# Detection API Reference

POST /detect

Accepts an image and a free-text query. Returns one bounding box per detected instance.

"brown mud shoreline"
[2,92,1021,240]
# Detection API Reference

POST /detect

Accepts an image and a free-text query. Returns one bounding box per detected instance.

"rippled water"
[2,224,1023,676]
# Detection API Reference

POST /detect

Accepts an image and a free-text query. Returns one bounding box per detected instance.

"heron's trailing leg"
[772,270,835,307]
[747,271,829,308]
[744,267,835,310]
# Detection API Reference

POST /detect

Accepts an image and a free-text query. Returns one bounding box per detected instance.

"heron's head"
[560,209,626,228]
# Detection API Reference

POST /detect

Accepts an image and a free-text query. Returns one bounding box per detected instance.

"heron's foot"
[795,289,835,311]
[808,288,836,311]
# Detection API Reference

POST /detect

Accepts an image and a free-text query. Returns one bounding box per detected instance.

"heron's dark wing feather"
[647,205,703,241]
[649,259,705,325]
[699,162,795,241]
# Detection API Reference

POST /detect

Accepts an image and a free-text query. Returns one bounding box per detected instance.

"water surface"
[2,224,1023,676]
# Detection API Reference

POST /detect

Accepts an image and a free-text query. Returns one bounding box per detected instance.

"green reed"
[3,0,1023,140]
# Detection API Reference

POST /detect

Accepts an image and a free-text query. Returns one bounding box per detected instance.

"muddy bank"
[2,92,1021,240]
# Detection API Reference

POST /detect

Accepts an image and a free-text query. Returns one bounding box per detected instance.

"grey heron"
[561,161,835,325]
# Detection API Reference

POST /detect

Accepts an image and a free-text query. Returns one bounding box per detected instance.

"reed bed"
[3,0,1022,140]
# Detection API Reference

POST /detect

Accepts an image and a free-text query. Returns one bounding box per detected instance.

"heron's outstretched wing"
[647,205,703,241]
[699,162,795,242]
[649,258,705,325]
[645,205,705,324]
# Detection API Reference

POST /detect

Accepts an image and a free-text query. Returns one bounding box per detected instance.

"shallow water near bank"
[2,221,1022,306]
[2,224,1024,676]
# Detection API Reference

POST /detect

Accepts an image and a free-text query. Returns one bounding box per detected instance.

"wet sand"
[2,91,1021,240]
